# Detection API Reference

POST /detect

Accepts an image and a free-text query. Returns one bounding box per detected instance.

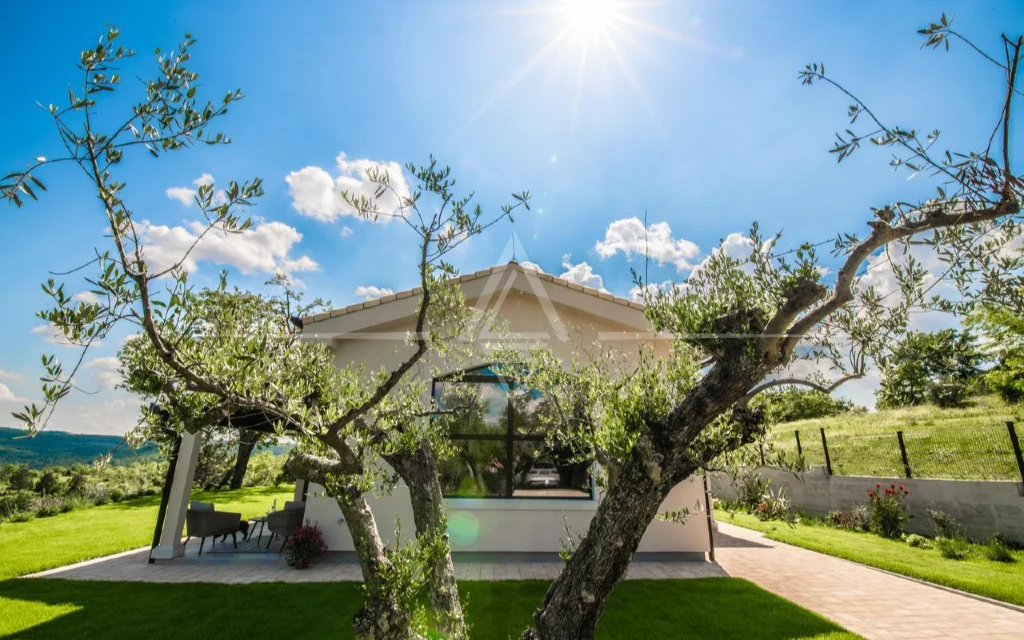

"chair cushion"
[189,500,215,512]
[283,501,304,511]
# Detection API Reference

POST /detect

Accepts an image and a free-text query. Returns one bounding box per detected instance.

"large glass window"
[433,365,594,499]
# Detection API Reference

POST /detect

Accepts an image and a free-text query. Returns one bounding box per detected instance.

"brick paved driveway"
[714,522,1024,640]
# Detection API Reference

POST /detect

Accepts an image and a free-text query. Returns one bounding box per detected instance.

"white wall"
[301,266,709,555]
[303,477,710,553]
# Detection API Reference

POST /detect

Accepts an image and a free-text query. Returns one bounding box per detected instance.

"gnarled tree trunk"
[387,445,468,640]
[522,458,686,640]
[229,429,259,490]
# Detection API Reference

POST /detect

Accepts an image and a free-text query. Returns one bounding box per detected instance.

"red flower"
[868,491,875,498]
[905,490,910,495]
[875,483,882,488]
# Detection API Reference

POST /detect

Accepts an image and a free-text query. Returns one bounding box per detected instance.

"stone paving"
[714,522,1024,640]
[27,536,726,584]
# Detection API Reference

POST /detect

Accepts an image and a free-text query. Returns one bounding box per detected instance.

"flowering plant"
[867,483,910,539]
[284,520,328,568]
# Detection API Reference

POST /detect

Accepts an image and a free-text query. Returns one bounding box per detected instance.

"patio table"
[246,516,268,544]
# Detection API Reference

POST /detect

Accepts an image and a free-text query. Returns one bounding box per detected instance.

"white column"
[150,430,203,560]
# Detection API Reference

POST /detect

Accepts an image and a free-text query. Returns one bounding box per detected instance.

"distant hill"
[0,427,159,468]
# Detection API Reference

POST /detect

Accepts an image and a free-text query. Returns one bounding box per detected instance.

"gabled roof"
[300,261,643,326]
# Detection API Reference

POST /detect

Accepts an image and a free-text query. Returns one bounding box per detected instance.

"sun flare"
[563,0,620,38]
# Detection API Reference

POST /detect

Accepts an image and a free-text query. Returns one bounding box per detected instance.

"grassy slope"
[768,396,1024,479]
[0,578,860,639]
[717,510,1024,607]
[0,485,293,580]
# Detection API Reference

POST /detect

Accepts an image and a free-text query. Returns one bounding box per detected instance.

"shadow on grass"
[0,578,857,639]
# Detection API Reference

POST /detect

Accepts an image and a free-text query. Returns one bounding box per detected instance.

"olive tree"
[1,28,529,640]
[512,18,1022,639]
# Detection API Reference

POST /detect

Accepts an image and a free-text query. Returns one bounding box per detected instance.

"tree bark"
[522,458,682,640]
[337,487,425,640]
[387,445,468,640]
[229,429,259,490]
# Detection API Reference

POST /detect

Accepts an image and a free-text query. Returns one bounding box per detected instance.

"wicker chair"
[185,501,242,555]
[265,501,306,552]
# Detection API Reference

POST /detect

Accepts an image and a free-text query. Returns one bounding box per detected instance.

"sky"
[1,0,1021,435]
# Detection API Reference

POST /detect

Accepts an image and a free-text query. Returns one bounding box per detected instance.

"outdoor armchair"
[265,501,306,552]
[185,501,242,555]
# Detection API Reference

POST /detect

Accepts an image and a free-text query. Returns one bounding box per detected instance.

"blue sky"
[1,0,1021,434]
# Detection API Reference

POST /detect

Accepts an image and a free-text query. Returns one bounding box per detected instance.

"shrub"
[905,534,932,548]
[826,506,870,532]
[10,511,35,523]
[0,490,37,520]
[754,488,795,523]
[284,521,329,568]
[867,483,910,539]
[983,537,1016,563]
[34,496,65,518]
[737,473,771,511]
[928,509,965,540]
[936,536,971,560]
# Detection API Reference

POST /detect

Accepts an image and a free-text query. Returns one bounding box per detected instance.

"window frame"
[432,365,595,501]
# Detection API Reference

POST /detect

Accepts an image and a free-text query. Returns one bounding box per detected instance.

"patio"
[27,536,726,584]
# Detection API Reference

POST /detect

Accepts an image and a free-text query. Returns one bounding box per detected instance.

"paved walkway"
[714,522,1024,640]
[27,536,725,584]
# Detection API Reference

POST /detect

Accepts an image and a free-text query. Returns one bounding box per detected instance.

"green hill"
[0,427,159,468]
[766,396,1024,480]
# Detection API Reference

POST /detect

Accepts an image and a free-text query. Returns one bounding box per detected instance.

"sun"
[563,0,620,39]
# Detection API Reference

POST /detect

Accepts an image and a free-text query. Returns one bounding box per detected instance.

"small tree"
[876,329,984,408]
[968,303,1024,403]
[750,386,856,424]
[2,28,527,640]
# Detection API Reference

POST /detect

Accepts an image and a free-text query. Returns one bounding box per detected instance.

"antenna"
[512,234,518,262]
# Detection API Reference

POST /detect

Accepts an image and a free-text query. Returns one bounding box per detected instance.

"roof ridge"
[301,261,643,325]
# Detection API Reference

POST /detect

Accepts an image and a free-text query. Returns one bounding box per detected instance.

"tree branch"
[736,373,865,405]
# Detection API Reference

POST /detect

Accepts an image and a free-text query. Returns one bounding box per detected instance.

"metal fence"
[773,421,1024,482]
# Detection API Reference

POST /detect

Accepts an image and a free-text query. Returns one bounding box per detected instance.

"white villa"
[151,262,712,560]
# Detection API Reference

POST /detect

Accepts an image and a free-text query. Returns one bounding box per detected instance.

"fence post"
[794,430,803,457]
[1007,422,1024,486]
[897,430,912,479]
[820,427,832,476]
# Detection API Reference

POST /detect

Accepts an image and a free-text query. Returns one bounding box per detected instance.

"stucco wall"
[302,477,711,553]
[710,467,1024,541]
[298,267,709,554]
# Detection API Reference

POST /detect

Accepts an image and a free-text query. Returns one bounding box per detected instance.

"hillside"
[766,396,1024,480]
[0,427,159,468]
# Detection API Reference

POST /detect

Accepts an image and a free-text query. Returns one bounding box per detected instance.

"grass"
[0,578,860,639]
[0,485,293,580]
[717,509,1024,607]
[768,396,1024,480]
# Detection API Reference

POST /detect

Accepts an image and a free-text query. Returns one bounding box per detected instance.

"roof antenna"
[512,234,518,263]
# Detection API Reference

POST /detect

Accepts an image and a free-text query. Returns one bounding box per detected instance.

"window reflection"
[433,365,594,500]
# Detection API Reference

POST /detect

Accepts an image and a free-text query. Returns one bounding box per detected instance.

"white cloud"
[559,255,606,291]
[0,368,23,381]
[0,382,27,402]
[166,173,221,207]
[86,357,122,391]
[595,218,700,271]
[135,219,318,276]
[31,323,99,347]
[519,261,544,273]
[286,152,411,223]
[47,397,143,436]
[355,285,395,301]
[340,226,354,238]
[74,291,101,304]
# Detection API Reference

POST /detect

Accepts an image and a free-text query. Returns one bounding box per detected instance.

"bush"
[284,521,329,568]
[0,490,37,520]
[936,536,971,560]
[827,505,871,532]
[34,496,65,518]
[754,488,796,523]
[983,537,1016,563]
[867,483,910,539]
[928,509,965,540]
[10,511,35,523]
[905,534,932,548]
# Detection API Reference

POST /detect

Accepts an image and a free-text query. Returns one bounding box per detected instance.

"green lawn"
[0,578,859,639]
[0,485,293,580]
[717,510,1024,607]
[769,396,1024,479]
